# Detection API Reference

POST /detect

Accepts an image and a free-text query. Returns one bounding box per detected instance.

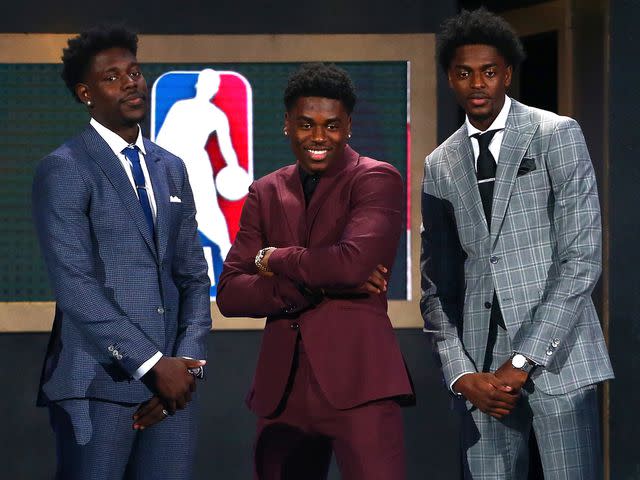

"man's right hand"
[357,264,388,294]
[142,357,205,413]
[453,372,520,419]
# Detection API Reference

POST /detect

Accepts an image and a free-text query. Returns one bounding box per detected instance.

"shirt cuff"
[450,372,474,395]
[133,351,163,380]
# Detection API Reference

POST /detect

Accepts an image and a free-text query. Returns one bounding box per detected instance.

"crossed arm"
[217,162,404,316]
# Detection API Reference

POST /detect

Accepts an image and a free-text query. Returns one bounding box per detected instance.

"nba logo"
[151,69,253,299]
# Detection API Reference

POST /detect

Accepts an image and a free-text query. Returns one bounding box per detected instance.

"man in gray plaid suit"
[421,8,613,479]
[32,26,211,479]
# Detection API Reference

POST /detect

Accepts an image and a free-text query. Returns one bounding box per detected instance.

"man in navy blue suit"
[32,25,211,479]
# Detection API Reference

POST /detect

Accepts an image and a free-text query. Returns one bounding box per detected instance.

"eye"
[485,70,496,78]
[105,74,118,82]
[300,123,312,129]
[129,70,142,79]
[457,70,469,79]
[327,123,338,130]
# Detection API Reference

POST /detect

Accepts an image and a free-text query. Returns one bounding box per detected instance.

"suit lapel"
[145,140,170,263]
[81,126,158,259]
[447,127,489,235]
[491,101,538,241]
[276,165,306,245]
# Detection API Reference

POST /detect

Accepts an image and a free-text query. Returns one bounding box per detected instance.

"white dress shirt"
[89,118,162,379]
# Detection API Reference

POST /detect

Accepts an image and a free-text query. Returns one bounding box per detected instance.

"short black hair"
[284,63,357,114]
[437,7,525,72]
[61,24,138,103]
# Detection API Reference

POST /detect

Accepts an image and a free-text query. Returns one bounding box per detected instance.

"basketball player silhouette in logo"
[156,69,251,292]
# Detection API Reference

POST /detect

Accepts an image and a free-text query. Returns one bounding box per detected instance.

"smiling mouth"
[306,147,330,160]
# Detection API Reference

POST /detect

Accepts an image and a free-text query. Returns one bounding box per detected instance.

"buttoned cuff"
[133,351,163,380]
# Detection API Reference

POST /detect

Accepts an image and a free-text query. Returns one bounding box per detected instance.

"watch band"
[255,247,274,273]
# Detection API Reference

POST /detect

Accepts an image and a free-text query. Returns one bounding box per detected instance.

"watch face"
[512,354,527,369]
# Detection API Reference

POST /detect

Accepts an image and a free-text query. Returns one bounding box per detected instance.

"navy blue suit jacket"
[33,124,211,406]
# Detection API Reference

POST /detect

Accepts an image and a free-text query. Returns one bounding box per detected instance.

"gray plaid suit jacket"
[33,124,211,406]
[421,99,613,395]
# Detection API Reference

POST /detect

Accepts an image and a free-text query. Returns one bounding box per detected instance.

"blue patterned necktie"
[122,145,155,236]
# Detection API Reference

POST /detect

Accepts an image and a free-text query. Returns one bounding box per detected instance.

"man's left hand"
[494,359,529,392]
[132,396,167,430]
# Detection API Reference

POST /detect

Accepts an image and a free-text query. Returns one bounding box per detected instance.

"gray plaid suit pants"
[458,327,602,480]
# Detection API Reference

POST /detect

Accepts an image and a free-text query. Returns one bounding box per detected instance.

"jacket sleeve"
[267,163,404,289]
[216,181,312,318]
[32,154,160,376]
[170,159,212,360]
[420,155,477,386]
[512,118,602,367]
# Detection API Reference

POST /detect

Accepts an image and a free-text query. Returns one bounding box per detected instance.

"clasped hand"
[453,359,529,419]
[134,356,205,430]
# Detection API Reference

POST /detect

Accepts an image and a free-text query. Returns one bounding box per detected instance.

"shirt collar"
[89,117,146,156]
[465,95,512,138]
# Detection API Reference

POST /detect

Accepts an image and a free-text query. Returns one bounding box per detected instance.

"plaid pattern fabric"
[420,100,613,396]
[458,326,602,479]
[32,125,211,405]
[458,327,602,479]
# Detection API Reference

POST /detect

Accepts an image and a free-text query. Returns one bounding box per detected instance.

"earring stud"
[86,100,92,107]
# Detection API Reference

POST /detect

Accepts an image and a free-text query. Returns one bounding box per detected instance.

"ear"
[75,83,91,106]
[284,111,291,130]
[347,115,352,131]
[447,69,455,89]
[504,65,513,88]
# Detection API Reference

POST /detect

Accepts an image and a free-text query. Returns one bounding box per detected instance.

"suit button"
[157,307,165,314]
[290,323,300,330]
[484,302,492,309]
[546,349,553,356]
[490,256,499,264]
[108,345,114,352]
[112,349,119,357]
[552,338,560,347]
[116,354,123,360]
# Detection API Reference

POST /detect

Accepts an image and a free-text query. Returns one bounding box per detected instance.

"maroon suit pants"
[254,340,406,480]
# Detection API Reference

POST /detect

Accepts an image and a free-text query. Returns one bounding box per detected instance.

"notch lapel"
[447,129,489,236]
[81,126,158,259]
[145,142,170,263]
[490,103,538,241]
[276,165,306,245]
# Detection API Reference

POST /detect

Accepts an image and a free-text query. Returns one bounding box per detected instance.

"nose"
[121,74,136,89]
[471,71,485,89]
[311,125,326,142]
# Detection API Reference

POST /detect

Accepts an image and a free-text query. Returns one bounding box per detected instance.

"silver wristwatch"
[511,353,535,374]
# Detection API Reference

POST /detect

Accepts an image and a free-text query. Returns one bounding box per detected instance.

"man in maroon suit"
[217,63,414,479]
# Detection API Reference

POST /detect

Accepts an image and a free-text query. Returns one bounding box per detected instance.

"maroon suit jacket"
[217,146,414,417]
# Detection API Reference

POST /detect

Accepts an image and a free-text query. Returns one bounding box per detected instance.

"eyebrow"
[297,115,342,123]
[454,63,498,70]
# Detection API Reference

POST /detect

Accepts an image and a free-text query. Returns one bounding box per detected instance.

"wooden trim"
[0,33,436,332]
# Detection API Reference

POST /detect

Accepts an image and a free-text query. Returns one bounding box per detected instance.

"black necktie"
[473,131,508,368]
[473,130,498,231]
[122,146,155,236]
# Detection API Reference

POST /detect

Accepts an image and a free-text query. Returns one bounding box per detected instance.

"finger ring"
[162,409,169,417]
